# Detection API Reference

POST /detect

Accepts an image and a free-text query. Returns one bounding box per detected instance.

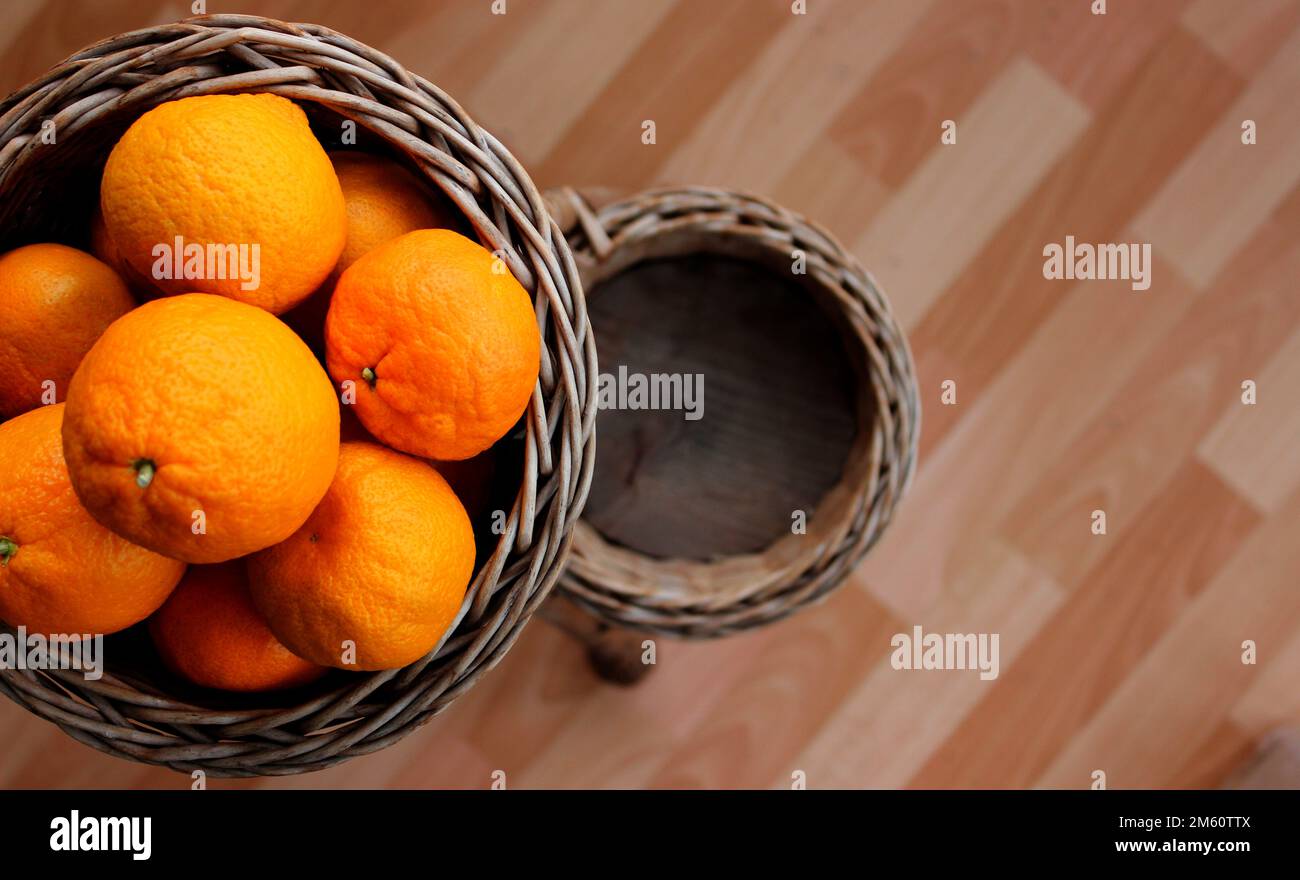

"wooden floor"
[2,0,1299,789]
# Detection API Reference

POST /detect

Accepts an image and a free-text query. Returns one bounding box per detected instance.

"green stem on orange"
[361,367,377,389]
[0,537,16,566]
[132,459,156,489]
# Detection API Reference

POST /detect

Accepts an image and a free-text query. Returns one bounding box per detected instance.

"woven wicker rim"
[0,14,597,776]
[549,186,918,638]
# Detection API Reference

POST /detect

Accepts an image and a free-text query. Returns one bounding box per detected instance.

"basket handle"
[543,186,619,261]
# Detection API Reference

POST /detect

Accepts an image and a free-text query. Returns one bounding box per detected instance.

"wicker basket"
[0,15,596,776]
[548,186,917,639]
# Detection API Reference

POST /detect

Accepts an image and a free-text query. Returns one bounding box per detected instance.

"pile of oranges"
[0,93,541,691]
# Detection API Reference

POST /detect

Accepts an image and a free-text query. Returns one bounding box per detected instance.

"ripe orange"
[62,294,340,564]
[149,562,324,692]
[0,404,185,635]
[283,151,460,352]
[100,93,346,314]
[247,442,475,671]
[325,229,540,460]
[0,243,134,419]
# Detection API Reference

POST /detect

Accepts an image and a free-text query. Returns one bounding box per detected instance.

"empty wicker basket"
[0,15,596,776]
[548,186,917,641]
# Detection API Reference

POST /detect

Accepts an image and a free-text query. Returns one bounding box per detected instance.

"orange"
[149,562,324,692]
[325,229,540,460]
[248,442,475,671]
[0,243,134,419]
[100,93,346,314]
[62,294,340,564]
[0,404,185,635]
[284,151,460,353]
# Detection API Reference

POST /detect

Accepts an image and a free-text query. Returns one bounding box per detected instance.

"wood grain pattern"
[793,540,1064,788]
[1183,0,1300,77]
[1133,26,1300,286]
[829,0,1037,190]
[858,58,1090,329]
[1003,209,1300,587]
[1034,486,1300,788]
[0,0,1297,789]
[1198,324,1300,511]
[656,0,932,195]
[911,461,1259,788]
[907,28,1243,452]
[1026,0,1191,109]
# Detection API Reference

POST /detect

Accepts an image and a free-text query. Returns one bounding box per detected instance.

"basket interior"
[582,228,877,566]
